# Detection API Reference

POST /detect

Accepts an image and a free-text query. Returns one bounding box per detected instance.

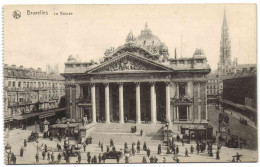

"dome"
[135,23,167,54]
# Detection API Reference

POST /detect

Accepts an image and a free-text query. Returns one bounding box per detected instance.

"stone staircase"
[89,123,166,146]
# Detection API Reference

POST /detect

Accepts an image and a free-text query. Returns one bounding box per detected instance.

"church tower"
[217,10,237,76]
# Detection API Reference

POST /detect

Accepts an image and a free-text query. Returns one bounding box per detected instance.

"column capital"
[165,81,171,86]
[90,83,95,87]
[117,82,124,86]
[103,82,109,87]
[135,82,140,86]
[149,82,155,86]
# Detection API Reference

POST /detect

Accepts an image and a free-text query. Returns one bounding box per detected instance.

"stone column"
[186,106,189,120]
[119,82,124,123]
[150,82,157,124]
[205,82,208,121]
[136,82,141,124]
[104,83,110,123]
[176,106,179,120]
[198,105,201,122]
[176,83,179,98]
[91,83,96,123]
[165,82,171,123]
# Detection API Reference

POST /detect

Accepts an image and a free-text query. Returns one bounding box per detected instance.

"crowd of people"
[5,125,244,164]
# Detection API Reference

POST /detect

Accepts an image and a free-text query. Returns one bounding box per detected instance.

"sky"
[4,4,256,72]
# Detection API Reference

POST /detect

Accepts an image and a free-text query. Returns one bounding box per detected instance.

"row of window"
[7,80,64,89]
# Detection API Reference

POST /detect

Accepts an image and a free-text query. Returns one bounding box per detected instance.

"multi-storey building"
[4,64,66,129]
[62,23,211,138]
[222,64,257,123]
[206,74,222,107]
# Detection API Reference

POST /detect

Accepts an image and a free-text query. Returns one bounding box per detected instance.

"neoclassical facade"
[62,24,211,126]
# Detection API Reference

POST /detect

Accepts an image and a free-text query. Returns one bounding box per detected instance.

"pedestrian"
[124,142,128,149]
[181,139,184,146]
[45,144,48,152]
[142,156,147,163]
[190,145,194,154]
[154,156,158,163]
[158,144,161,154]
[149,156,154,163]
[35,153,39,163]
[47,152,50,160]
[91,157,94,164]
[185,148,189,157]
[232,157,236,162]
[42,151,46,160]
[110,139,114,147]
[132,147,136,156]
[98,141,101,147]
[163,157,166,163]
[137,144,140,153]
[106,145,110,152]
[176,157,180,163]
[143,141,147,151]
[102,154,106,163]
[78,154,81,163]
[196,144,200,155]
[137,140,140,146]
[87,152,91,164]
[147,148,151,157]
[98,154,102,163]
[24,139,27,147]
[51,152,55,161]
[177,135,180,142]
[20,147,24,157]
[216,149,220,160]
[140,129,143,136]
[176,145,179,155]
[101,143,103,152]
[116,155,120,163]
[13,154,16,164]
[94,155,97,164]
[83,143,86,152]
[57,153,61,162]
[125,156,129,163]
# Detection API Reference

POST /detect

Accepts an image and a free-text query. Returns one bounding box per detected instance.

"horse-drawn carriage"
[103,151,123,159]
[28,132,38,142]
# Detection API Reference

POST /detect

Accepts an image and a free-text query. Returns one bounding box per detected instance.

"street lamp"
[5,143,11,164]
[67,122,70,146]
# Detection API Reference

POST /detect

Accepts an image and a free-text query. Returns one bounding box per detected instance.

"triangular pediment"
[87,52,173,74]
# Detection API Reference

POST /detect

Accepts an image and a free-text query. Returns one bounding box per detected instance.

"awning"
[13,107,66,120]
[39,112,55,119]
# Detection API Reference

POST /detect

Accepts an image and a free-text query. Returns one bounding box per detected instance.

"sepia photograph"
[2,4,257,164]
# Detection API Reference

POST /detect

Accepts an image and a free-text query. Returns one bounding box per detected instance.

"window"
[18,82,21,88]
[13,81,16,88]
[8,81,11,87]
[179,83,186,97]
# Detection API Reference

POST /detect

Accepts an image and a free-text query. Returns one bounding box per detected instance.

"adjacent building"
[62,23,211,132]
[4,64,66,129]
[222,64,257,123]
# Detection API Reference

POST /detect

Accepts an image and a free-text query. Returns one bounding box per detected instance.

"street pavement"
[208,106,258,150]
[4,107,258,164]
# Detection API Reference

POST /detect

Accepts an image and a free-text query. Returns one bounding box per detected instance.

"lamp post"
[165,121,171,154]
[5,143,12,164]
[67,122,70,146]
